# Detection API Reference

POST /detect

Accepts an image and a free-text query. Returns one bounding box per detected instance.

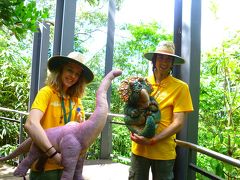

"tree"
[198,30,240,179]
[0,0,49,40]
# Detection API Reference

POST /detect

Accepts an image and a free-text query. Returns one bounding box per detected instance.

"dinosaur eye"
[136,83,142,91]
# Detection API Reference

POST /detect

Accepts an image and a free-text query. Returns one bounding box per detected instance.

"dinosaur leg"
[73,154,86,180]
[14,144,42,177]
[60,135,81,180]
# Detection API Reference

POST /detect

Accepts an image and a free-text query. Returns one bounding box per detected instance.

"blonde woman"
[25,52,94,179]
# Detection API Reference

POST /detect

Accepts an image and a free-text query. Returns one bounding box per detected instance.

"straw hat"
[144,41,185,65]
[48,52,94,83]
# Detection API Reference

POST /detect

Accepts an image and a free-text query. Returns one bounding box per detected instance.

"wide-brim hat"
[48,52,94,83]
[144,41,185,65]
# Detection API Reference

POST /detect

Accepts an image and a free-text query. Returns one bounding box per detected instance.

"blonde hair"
[45,66,87,98]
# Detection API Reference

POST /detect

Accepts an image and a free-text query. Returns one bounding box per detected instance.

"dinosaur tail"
[0,138,32,161]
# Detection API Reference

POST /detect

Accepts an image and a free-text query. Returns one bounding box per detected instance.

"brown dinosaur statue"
[0,69,122,180]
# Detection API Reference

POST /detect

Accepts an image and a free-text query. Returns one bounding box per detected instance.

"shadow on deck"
[0,160,130,180]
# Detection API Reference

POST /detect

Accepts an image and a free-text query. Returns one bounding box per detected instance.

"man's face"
[155,54,173,73]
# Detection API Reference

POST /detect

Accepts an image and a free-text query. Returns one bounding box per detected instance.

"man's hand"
[130,133,156,145]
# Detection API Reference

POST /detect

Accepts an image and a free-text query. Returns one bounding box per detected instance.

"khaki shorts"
[129,153,175,180]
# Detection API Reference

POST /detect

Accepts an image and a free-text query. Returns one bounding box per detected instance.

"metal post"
[38,22,50,89]
[29,22,50,109]
[18,114,24,163]
[61,0,77,55]
[29,27,41,109]
[53,0,64,56]
[174,0,201,179]
[100,0,116,159]
[173,0,182,78]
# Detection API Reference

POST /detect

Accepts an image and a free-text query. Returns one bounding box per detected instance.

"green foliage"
[112,120,131,158]
[0,0,49,40]
[198,30,240,179]
[114,22,172,80]
[0,46,31,111]
[87,137,101,159]
[0,45,30,163]
[0,0,36,162]
[0,144,18,166]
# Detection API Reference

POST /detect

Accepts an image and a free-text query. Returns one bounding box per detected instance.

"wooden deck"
[0,160,130,180]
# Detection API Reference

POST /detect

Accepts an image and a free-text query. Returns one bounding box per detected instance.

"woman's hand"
[48,152,62,166]
[76,109,84,123]
[46,146,62,165]
[130,133,157,145]
[52,153,62,165]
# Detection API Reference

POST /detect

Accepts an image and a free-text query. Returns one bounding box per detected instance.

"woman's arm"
[24,109,61,164]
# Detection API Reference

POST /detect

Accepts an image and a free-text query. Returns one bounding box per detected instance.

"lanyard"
[61,96,72,124]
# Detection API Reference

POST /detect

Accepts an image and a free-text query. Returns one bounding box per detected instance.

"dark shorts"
[129,153,175,180]
[29,169,63,180]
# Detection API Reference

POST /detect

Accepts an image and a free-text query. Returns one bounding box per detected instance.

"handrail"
[85,112,125,118]
[0,107,123,118]
[175,139,240,168]
[0,107,28,116]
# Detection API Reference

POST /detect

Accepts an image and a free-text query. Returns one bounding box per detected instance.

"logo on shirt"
[50,101,61,107]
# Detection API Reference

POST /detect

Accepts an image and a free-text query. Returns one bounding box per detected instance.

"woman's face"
[61,63,82,92]
[155,54,173,74]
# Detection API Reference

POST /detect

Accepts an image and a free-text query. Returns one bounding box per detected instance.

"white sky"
[115,0,240,51]
[84,0,240,60]
[116,0,174,29]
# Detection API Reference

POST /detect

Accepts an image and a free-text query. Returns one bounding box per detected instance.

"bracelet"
[45,146,54,154]
[49,150,58,158]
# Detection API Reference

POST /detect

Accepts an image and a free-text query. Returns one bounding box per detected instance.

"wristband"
[49,150,58,158]
[45,146,54,154]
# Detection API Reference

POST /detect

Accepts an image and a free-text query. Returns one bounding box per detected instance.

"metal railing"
[175,139,240,179]
[0,107,28,146]
[0,107,239,179]
[0,107,29,163]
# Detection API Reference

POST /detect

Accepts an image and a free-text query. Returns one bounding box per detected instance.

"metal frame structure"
[174,0,201,179]
[29,0,77,107]
[100,0,116,159]
[28,0,201,178]
[29,22,50,108]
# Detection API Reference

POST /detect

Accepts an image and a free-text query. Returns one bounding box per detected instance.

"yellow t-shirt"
[31,85,85,171]
[131,75,194,160]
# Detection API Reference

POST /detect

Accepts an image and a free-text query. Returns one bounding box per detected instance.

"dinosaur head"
[118,76,161,138]
[118,77,153,106]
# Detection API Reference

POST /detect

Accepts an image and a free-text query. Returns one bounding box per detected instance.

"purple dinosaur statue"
[0,69,122,180]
